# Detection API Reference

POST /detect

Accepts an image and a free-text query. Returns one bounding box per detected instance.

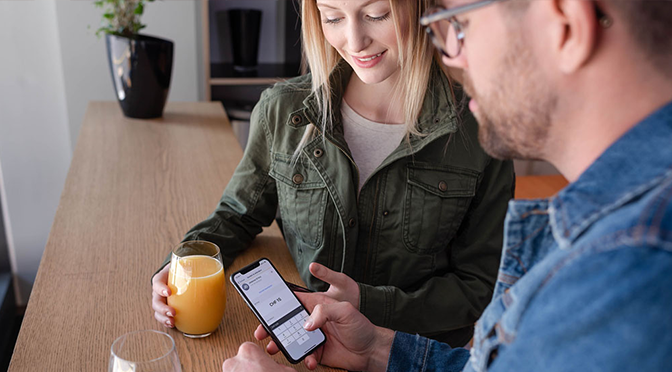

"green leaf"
[103,12,115,19]
[134,2,144,15]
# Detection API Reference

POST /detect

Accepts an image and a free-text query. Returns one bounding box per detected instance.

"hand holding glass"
[167,240,226,338]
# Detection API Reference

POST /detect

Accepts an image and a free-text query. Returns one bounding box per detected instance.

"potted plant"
[95,0,174,119]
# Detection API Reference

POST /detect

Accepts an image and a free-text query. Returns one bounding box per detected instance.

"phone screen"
[232,259,325,362]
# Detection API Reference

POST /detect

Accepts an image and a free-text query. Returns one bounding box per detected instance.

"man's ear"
[547,0,599,74]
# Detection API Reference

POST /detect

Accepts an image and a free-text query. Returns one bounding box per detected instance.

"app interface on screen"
[234,260,324,360]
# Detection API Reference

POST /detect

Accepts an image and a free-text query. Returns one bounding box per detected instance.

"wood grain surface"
[8,102,339,372]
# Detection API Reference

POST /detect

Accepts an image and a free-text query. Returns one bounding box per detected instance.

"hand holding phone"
[230,258,326,364]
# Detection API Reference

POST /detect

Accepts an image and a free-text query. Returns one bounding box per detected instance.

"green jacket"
[167,62,514,346]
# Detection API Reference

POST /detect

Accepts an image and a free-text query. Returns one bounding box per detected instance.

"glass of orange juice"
[167,240,226,338]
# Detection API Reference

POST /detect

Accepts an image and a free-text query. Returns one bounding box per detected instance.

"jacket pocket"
[402,164,478,254]
[270,153,328,249]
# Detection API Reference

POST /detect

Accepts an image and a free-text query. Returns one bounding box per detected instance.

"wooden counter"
[515,174,568,199]
[8,101,568,371]
[8,102,337,372]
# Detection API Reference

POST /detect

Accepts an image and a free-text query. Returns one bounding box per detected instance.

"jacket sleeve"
[488,246,672,372]
[359,157,514,340]
[386,332,470,372]
[156,94,279,272]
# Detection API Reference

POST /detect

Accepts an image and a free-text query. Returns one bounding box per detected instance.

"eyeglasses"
[421,0,612,59]
[420,0,502,59]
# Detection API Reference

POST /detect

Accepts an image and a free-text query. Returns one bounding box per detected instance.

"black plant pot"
[105,33,174,119]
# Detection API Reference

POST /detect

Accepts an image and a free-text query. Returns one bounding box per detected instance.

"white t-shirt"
[341,100,407,192]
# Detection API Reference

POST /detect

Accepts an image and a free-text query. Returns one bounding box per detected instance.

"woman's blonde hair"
[295,0,437,155]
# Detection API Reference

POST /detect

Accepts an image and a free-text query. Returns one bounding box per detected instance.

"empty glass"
[109,330,181,372]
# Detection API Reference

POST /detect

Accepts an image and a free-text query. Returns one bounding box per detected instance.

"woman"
[152,0,514,347]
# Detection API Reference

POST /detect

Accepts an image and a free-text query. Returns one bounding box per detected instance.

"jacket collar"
[288,59,459,147]
[549,100,672,249]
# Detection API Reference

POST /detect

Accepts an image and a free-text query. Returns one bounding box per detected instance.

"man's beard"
[462,37,557,161]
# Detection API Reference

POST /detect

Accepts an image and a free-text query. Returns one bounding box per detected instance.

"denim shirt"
[386,100,672,372]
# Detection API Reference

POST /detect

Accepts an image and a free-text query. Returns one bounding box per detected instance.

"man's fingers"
[309,262,347,288]
[238,342,261,356]
[304,302,355,331]
[295,291,338,314]
[265,341,280,355]
[304,354,319,370]
[254,324,269,340]
[252,325,280,354]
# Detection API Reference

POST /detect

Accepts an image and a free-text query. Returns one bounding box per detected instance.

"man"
[223,0,672,370]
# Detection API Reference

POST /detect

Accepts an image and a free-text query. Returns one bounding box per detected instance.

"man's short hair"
[610,0,672,77]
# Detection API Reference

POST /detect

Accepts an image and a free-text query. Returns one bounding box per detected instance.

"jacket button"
[292,173,304,185]
[438,181,448,192]
[313,148,324,158]
[291,114,303,125]
[348,218,356,228]
[383,210,389,217]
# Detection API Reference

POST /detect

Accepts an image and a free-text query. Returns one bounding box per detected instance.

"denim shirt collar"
[549,100,672,249]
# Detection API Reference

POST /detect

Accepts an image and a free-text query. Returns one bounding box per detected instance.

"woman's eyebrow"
[317,0,384,10]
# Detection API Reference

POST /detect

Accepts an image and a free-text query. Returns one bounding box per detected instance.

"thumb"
[309,262,348,288]
[304,302,354,331]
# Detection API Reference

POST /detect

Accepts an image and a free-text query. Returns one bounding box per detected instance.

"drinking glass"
[167,240,226,338]
[109,330,181,372]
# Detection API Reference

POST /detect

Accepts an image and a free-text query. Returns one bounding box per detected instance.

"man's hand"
[308,263,361,310]
[151,264,175,328]
[222,342,294,372]
[254,292,394,372]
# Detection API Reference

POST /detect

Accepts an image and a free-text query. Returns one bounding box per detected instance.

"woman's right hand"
[151,264,175,328]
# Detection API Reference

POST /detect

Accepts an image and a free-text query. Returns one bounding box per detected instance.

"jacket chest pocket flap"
[403,164,478,254]
[269,153,328,248]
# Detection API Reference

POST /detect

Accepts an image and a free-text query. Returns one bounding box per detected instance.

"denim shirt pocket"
[402,164,478,254]
[269,153,328,249]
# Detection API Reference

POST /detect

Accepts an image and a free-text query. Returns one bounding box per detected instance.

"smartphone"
[230,258,326,364]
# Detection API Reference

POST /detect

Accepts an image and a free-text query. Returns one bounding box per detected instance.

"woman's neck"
[343,72,405,124]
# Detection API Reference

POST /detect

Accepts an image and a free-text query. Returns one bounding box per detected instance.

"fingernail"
[165,320,172,327]
[314,264,324,276]
[162,290,169,296]
[166,311,173,317]
[303,320,313,329]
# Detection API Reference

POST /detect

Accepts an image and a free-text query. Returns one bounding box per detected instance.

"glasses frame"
[421,0,502,58]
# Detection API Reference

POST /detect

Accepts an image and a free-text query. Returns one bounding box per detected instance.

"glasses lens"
[426,7,461,58]
[445,20,461,57]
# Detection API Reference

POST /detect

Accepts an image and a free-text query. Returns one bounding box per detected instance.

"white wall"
[0,0,72,305]
[55,0,202,149]
[0,0,202,305]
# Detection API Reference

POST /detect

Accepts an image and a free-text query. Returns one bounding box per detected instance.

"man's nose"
[346,21,371,54]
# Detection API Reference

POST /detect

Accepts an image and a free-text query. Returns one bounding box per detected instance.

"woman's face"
[316,0,402,85]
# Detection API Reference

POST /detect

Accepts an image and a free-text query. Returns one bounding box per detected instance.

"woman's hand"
[309,262,361,310]
[151,264,175,328]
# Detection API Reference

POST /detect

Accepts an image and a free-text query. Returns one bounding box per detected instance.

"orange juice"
[167,255,226,335]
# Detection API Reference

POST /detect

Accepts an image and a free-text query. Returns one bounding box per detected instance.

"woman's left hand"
[309,262,360,310]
